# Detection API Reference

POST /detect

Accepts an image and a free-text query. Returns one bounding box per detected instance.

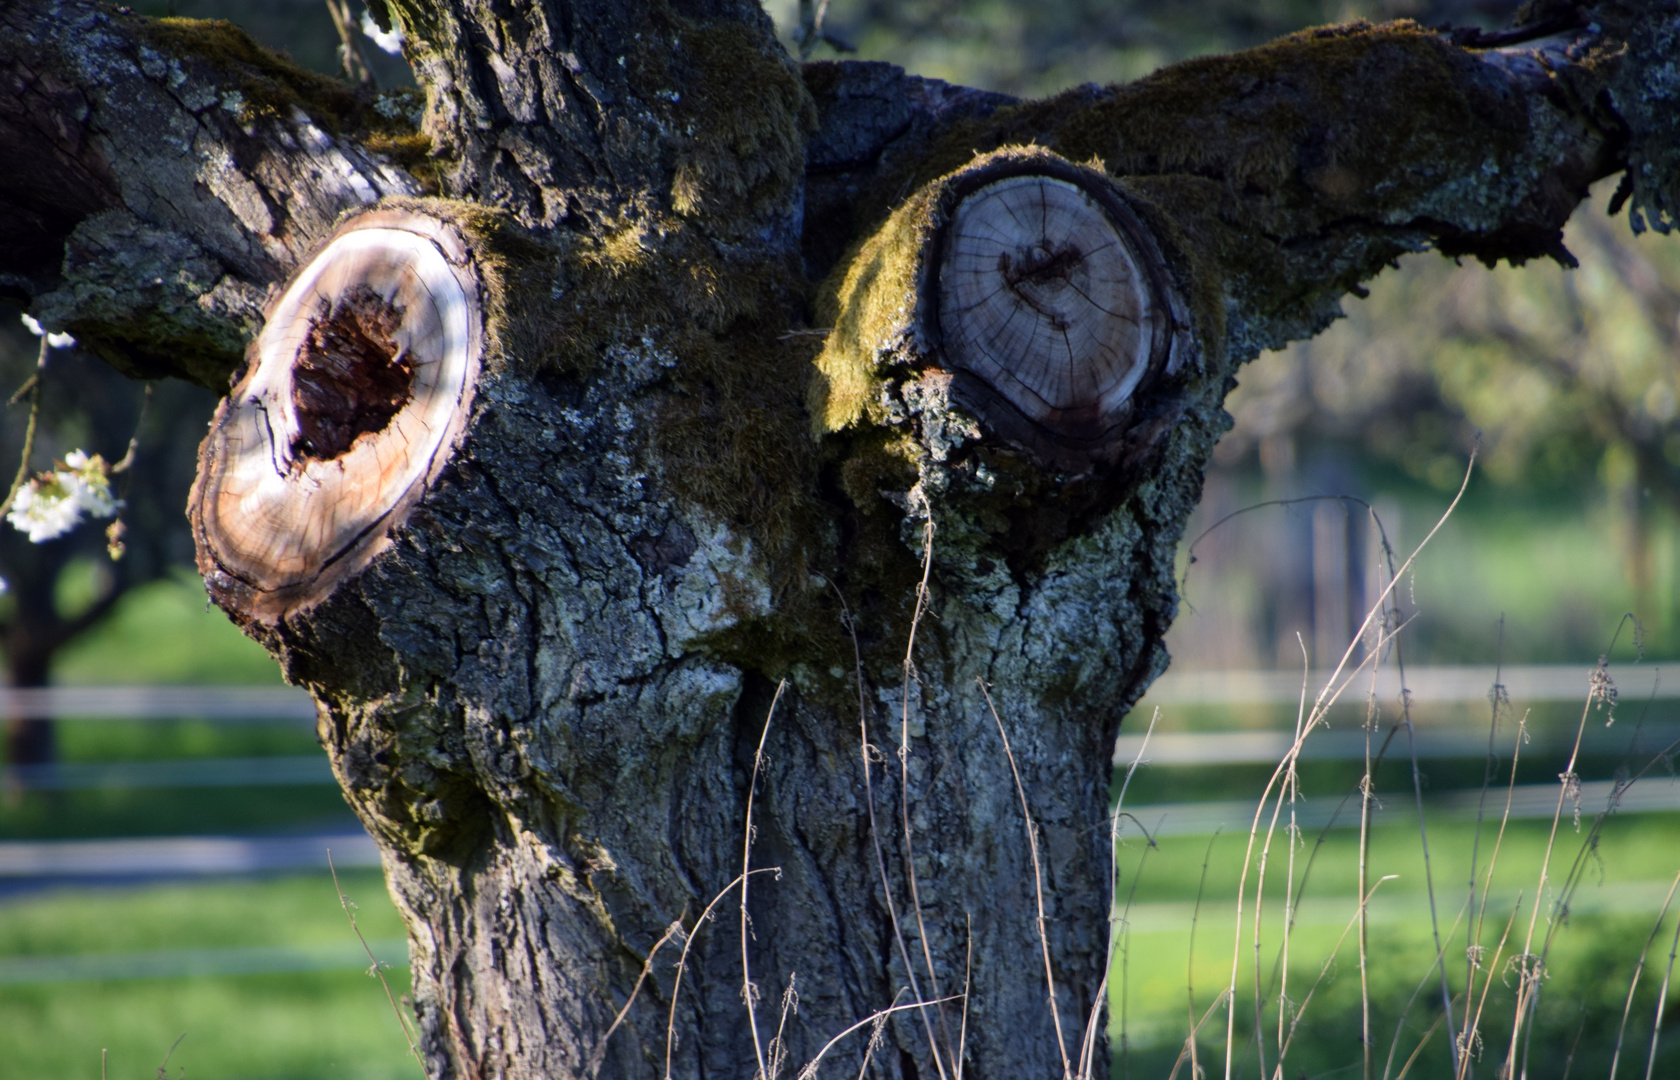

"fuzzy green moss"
[809,145,1172,437]
[143,17,358,121]
[820,20,1563,363]
[653,19,818,228]
[1045,22,1524,196]
[808,185,938,436]
[1039,21,1533,340]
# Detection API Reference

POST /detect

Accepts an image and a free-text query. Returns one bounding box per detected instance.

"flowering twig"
[3,314,128,545]
[0,336,46,523]
[6,449,122,543]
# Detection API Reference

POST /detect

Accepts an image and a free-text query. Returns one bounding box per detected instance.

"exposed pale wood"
[936,174,1166,458]
[8,4,1673,1078]
[191,211,481,623]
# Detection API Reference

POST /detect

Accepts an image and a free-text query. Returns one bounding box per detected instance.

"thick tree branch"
[804,14,1648,366]
[1,1,425,387]
[8,3,1673,390]
[384,0,814,249]
[7,5,1680,1078]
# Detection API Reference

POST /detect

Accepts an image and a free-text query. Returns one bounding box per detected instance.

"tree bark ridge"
[0,1,424,387]
[6,4,1680,1079]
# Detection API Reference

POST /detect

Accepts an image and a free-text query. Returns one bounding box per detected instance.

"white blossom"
[7,475,82,542]
[361,11,405,55]
[63,451,120,516]
[5,451,122,543]
[19,313,75,350]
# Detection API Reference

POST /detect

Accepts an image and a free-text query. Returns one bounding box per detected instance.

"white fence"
[0,670,1673,882]
[1138,663,1671,707]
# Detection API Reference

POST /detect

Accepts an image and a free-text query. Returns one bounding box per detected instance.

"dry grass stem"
[899,514,956,1079]
[1276,662,1308,1073]
[1643,866,1680,1080]
[769,974,800,1080]
[1250,636,1314,1080]
[664,867,781,1079]
[1609,867,1680,1080]
[741,679,789,1080]
[1360,637,1380,1080]
[1221,452,1475,1080]
[1392,999,1452,1080]
[1167,991,1234,1080]
[1086,710,1158,1080]
[1507,620,1641,1076]
[1453,682,1526,1078]
[1379,900,1469,1080]
[1464,628,1509,1052]
[1116,815,1158,1080]
[826,579,938,1079]
[1186,830,1220,1080]
[958,915,973,1080]
[154,1032,186,1080]
[1378,555,1458,1072]
[589,919,684,1074]
[1457,899,1523,1080]
[980,679,1073,1079]
[854,990,903,1080]
[328,849,425,1072]
[1275,876,1399,1064]
[795,994,962,1080]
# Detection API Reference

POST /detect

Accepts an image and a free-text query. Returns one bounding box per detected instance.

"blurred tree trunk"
[4,0,1679,1076]
[0,340,211,770]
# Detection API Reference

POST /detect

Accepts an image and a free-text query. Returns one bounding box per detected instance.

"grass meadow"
[1107,785,1680,1080]
[2,498,1678,1079]
[0,872,415,1079]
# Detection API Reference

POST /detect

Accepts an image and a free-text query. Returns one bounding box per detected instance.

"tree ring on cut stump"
[933,162,1173,470]
[192,210,482,623]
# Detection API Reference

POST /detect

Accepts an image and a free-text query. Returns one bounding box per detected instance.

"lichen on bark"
[7,2,1679,1077]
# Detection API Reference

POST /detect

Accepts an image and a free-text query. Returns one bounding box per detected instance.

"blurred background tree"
[800,0,1520,94]
[1221,197,1680,608]
[1190,191,1680,670]
[0,322,214,768]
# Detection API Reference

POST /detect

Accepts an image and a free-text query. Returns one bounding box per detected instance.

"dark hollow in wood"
[292,285,414,463]
[191,210,482,624]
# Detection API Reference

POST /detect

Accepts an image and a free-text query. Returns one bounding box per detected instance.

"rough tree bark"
[5,0,1680,1076]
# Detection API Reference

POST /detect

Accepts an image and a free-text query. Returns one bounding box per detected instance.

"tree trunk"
[7,0,1680,1076]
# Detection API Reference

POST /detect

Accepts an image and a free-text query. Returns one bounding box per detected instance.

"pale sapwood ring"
[192,210,483,623]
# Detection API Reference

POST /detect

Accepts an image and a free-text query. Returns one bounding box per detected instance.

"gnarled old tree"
[4,0,1679,1075]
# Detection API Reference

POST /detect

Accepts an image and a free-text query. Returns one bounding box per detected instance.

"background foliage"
[0,2,1675,1078]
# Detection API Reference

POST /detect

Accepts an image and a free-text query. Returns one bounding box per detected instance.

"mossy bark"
[6,1,1680,1078]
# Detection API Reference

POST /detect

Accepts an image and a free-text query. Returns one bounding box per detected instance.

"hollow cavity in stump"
[292,285,414,463]
[936,174,1166,457]
[191,211,482,623]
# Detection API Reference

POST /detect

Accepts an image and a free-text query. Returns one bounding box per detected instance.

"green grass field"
[2,520,1675,1078]
[4,813,1674,1079]
[50,570,284,687]
[0,872,417,1080]
[1107,813,1680,1079]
